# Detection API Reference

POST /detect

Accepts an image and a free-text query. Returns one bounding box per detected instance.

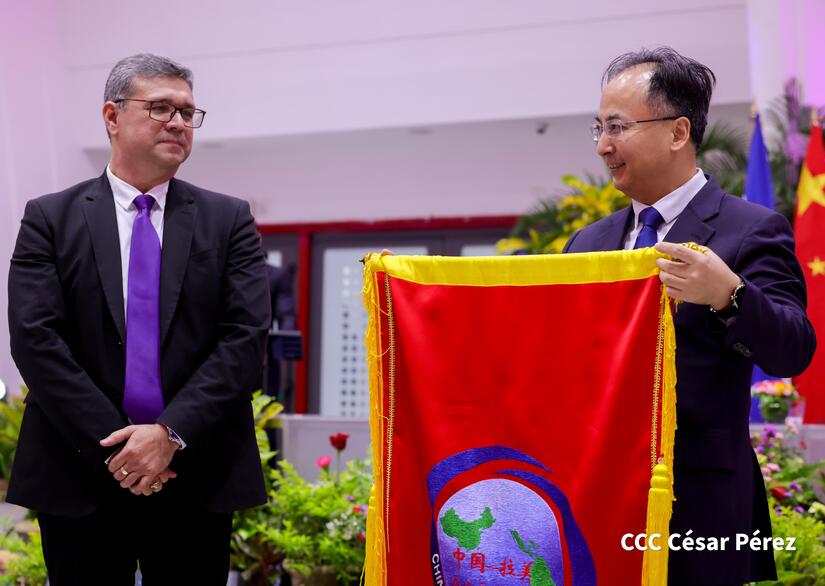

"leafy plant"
[266,458,370,584]
[0,389,27,485]
[755,503,825,586]
[232,425,371,585]
[752,422,825,524]
[232,510,284,586]
[496,175,629,255]
[696,122,748,196]
[751,422,825,585]
[762,78,825,221]
[250,391,284,477]
[230,392,284,585]
[0,521,47,586]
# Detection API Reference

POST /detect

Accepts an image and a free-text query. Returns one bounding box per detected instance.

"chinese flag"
[795,122,825,423]
[363,250,677,586]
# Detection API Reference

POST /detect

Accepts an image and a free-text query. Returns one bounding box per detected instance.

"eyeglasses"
[114,98,206,128]
[590,116,680,142]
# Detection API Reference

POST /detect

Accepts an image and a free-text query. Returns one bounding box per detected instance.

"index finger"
[654,242,705,263]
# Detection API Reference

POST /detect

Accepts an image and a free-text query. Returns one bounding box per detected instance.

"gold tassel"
[362,254,387,586]
[642,288,677,586]
[642,464,673,585]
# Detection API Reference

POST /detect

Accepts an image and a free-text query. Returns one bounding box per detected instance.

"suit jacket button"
[732,342,752,357]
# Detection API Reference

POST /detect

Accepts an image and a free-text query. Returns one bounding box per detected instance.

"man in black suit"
[563,47,815,585]
[7,54,270,585]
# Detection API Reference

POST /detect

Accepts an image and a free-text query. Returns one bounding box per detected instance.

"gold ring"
[120,467,129,478]
[150,481,162,492]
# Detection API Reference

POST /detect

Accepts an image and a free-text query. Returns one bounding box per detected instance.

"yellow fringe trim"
[642,288,678,586]
[363,255,388,586]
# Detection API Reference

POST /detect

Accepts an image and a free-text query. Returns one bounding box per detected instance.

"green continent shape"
[439,507,496,550]
[530,556,555,586]
[511,530,534,557]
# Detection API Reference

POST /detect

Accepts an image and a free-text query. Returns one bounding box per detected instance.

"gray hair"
[104,53,193,104]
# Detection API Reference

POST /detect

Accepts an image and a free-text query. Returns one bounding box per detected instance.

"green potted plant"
[268,434,370,586]
[230,392,284,585]
[752,380,801,423]
[231,422,370,586]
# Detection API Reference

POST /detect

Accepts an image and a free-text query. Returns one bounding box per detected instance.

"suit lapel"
[82,174,126,343]
[160,179,196,346]
[599,207,634,251]
[663,176,723,246]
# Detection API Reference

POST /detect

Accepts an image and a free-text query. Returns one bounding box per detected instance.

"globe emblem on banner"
[426,446,596,586]
[437,479,561,584]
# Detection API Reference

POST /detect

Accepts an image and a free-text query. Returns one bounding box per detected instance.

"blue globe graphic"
[426,446,596,586]
[436,478,564,585]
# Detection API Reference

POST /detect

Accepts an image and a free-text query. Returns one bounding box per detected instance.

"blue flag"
[744,113,774,209]
[744,113,778,405]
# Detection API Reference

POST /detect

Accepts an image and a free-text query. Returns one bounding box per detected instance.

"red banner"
[364,251,676,586]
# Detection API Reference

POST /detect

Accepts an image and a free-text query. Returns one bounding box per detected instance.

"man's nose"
[166,111,185,130]
[596,131,613,157]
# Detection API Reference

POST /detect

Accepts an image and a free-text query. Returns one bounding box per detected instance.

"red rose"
[329,432,350,452]
[769,486,790,501]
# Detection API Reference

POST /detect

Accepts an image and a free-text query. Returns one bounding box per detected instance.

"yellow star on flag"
[809,256,825,276]
[797,167,825,215]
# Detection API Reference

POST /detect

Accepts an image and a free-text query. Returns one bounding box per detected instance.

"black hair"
[602,47,716,148]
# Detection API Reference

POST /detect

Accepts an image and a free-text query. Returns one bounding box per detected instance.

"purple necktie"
[123,194,164,423]
[633,206,664,249]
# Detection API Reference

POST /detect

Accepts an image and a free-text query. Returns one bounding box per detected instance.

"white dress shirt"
[623,169,708,250]
[106,165,168,314]
[105,166,187,447]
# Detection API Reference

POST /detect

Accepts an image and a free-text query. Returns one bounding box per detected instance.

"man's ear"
[102,101,119,137]
[671,117,692,151]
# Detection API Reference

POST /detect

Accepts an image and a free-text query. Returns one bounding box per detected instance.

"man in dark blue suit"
[563,47,815,585]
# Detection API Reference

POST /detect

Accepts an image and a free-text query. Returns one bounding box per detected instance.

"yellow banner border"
[365,248,665,287]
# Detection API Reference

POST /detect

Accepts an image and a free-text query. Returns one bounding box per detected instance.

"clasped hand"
[653,242,740,309]
[100,424,178,496]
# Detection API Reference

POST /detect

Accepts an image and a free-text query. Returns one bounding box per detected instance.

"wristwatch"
[710,278,746,320]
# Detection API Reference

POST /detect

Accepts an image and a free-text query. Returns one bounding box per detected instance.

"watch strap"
[710,278,745,320]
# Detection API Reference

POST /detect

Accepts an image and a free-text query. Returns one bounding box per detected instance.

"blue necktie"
[633,207,664,249]
[123,194,164,423]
